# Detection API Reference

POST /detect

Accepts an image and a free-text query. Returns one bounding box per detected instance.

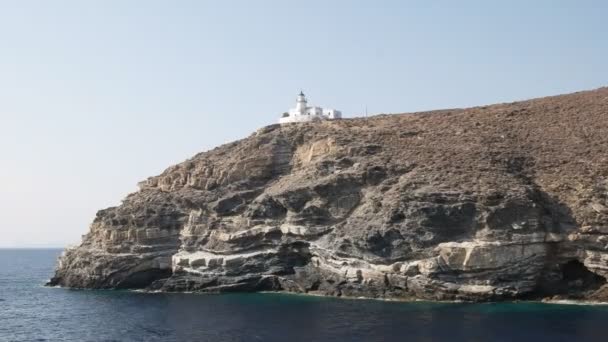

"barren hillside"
[50,87,608,301]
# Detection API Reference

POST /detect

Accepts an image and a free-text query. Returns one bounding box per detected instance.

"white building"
[279,91,342,124]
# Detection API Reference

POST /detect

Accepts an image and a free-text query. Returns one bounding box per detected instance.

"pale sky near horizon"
[1,0,607,248]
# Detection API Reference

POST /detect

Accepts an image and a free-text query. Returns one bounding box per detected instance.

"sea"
[1,249,608,342]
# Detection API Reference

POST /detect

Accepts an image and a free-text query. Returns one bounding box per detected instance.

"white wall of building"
[308,106,323,116]
[279,114,324,124]
[323,109,342,119]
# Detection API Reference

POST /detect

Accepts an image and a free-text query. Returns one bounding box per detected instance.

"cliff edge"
[49,88,608,301]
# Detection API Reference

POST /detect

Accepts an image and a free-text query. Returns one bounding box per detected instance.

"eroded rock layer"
[50,88,608,301]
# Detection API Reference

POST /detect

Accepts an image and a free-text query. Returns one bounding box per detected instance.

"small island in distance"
[49,87,608,303]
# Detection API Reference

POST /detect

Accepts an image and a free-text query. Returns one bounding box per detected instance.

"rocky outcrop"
[49,87,608,301]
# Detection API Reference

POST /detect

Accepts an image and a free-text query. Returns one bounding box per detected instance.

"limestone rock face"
[49,87,608,301]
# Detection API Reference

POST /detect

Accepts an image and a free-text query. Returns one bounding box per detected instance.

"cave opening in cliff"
[115,268,173,289]
[559,260,605,291]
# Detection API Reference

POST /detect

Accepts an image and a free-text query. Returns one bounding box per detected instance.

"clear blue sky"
[1,0,606,247]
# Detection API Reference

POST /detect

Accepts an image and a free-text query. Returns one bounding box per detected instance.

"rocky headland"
[49,88,608,302]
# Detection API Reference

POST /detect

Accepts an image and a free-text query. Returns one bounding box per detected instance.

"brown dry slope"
[49,87,608,301]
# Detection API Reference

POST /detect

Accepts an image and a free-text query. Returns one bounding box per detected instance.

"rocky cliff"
[49,88,608,301]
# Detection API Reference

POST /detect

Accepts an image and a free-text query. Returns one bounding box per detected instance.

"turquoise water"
[1,249,608,341]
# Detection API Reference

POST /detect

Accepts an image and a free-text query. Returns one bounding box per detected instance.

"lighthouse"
[279,91,342,124]
[295,91,307,115]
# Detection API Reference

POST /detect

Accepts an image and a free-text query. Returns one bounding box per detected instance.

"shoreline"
[44,284,608,306]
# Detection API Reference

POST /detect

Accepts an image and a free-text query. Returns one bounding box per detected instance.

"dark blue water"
[2,249,608,342]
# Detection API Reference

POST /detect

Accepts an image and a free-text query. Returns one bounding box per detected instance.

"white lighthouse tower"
[294,91,307,115]
[279,91,342,124]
